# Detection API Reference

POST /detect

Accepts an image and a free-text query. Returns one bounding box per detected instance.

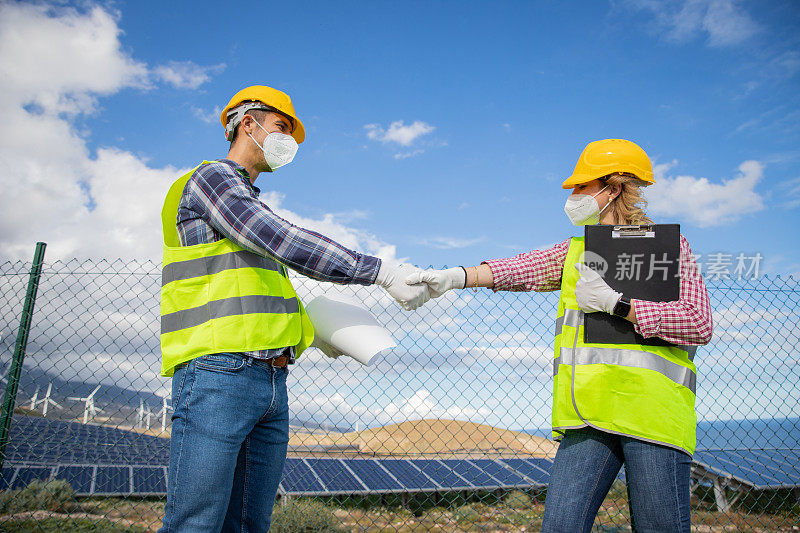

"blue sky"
[2,0,798,272]
[118,1,800,272]
[0,1,798,431]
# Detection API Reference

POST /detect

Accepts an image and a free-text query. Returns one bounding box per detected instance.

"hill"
[289,418,558,458]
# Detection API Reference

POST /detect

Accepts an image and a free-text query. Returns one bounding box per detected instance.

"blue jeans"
[542,427,691,533]
[158,353,289,533]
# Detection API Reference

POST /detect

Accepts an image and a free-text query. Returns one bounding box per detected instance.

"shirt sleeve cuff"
[353,255,381,286]
[632,298,662,338]
[483,259,516,291]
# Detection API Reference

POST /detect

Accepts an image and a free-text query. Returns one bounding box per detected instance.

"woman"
[407,139,713,532]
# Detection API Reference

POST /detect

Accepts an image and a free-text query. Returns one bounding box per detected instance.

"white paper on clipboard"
[305,294,396,365]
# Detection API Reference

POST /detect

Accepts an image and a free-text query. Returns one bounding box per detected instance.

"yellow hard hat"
[220,85,305,144]
[562,139,654,189]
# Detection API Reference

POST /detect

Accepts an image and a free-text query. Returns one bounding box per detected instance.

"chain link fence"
[0,250,798,532]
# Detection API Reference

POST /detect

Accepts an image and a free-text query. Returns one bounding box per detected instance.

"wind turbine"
[137,398,153,430]
[68,385,103,424]
[157,396,173,433]
[29,386,40,410]
[39,382,62,417]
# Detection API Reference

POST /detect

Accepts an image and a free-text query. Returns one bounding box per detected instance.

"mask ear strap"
[245,117,266,151]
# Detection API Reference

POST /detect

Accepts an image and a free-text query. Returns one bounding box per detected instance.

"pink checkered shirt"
[484,234,713,345]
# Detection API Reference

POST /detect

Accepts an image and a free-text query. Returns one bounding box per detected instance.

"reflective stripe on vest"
[555,307,697,361]
[553,309,697,392]
[162,250,283,285]
[161,294,301,334]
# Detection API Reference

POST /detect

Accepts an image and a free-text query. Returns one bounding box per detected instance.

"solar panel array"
[3,417,799,497]
[693,449,800,490]
[3,416,168,466]
[0,464,166,495]
[278,457,553,496]
[0,458,552,496]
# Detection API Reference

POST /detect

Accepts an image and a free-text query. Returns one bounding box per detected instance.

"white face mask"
[564,185,611,226]
[247,119,298,171]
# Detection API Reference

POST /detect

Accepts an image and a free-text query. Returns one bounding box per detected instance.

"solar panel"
[94,466,130,494]
[280,458,325,493]
[303,459,365,493]
[12,466,52,489]
[414,460,472,489]
[5,416,169,467]
[501,458,550,484]
[132,466,166,494]
[378,459,438,490]
[746,450,800,486]
[469,459,529,487]
[439,459,499,487]
[695,450,771,486]
[343,459,403,491]
[54,465,94,494]
[695,449,800,488]
[0,468,15,491]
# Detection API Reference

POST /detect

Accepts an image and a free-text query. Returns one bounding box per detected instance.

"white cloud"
[191,105,222,124]
[701,0,758,46]
[0,3,399,264]
[731,106,800,136]
[370,389,492,425]
[645,160,765,226]
[393,149,425,160]
[365,120,435,147]
[259,191,399,262]
[456,344,552,364]
[653,159,679,180]
[625,0,758,47]
[0,3,175,261]
[0,4,149,115]
[777,177,800,209]
[713,302,789,330]
[416,236,485,250]
[154,60,225,90]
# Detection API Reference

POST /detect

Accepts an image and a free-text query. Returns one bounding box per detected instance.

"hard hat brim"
[561,173,597,189]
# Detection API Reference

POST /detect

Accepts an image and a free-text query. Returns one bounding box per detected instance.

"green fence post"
[0,241,47,469]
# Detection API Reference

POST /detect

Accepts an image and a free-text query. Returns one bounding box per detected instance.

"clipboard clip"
[612,224,655,238]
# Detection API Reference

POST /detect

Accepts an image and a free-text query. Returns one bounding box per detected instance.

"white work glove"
[404,267,466,298]
[374,262,431,311]
[574,263,622,314]
[310,336,344,359]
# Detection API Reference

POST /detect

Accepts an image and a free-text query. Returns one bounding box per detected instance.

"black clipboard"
[584,224,680,346]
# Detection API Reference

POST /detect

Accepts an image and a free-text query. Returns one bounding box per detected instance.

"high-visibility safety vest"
[159,161,314,377]
[552,237,698,456]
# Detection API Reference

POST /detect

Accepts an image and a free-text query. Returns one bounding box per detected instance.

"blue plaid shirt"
[176,159,381,362]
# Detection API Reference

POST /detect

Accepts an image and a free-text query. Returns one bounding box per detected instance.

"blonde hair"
[602,173,653,225]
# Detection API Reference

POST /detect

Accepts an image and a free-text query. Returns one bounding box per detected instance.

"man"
[158,85,429,532]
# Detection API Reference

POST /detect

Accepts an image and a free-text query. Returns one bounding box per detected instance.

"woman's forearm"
[625,301,638,325]
[464,264,495,289]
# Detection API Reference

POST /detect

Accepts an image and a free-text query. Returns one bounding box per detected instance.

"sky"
[0,0,798,431]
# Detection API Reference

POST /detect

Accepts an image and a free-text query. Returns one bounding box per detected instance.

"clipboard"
[583,224,680,346]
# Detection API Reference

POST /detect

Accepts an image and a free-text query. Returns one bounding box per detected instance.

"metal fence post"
[0,241,46,469]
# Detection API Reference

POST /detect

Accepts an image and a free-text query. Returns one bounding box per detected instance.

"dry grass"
[2,494,797,532]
